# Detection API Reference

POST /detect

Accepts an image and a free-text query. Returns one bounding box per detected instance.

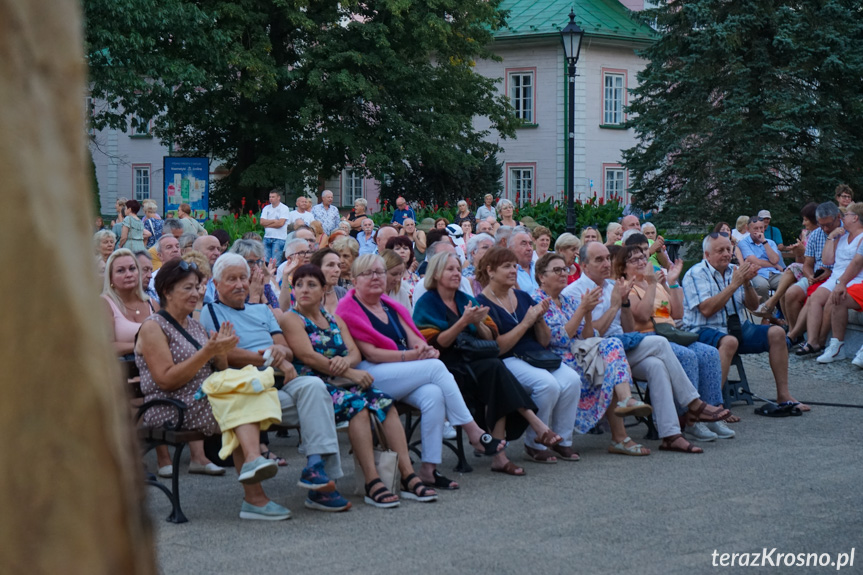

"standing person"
[357,218,377,255]
[347,198,370,237]
[141,200,163,249]
[531,226,553,263]
[758,210,785,251]
[289,196,315,227]
[497,199,519,228]
[118,199,149,253]
[177,203,207,236]
[476,194,496,222]
[835,184,854,212]
[390,196,416,229]
[452,200,476,232]
[401,218,427,264]
[112,197,128,239]
[311,190,341,235]
[260,189,291,265]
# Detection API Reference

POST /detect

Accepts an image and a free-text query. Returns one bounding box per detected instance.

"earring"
[110,283,114,288]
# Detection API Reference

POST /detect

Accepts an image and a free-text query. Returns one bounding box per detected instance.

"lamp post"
[560,10,584,234]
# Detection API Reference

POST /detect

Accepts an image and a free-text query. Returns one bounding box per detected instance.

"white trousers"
[358,359,473,464]
[625,336,700,438]
[503,358,581,449]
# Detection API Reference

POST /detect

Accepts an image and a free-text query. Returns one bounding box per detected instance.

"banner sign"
[163,157,209,220]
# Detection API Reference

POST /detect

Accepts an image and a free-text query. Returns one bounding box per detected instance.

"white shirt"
[261,203,292,240]
[412,276,473,304]
[288,210,315,227]
[562,274,622,336]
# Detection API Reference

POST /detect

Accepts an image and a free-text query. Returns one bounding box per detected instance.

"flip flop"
[491,461,526,476]
[778,401,809,413]
[423,470,459,491]
[754,404,791,417]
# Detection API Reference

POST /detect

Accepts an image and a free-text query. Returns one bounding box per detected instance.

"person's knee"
[767,326,785,344]
[719,335,738,355]
[416,384,445,415]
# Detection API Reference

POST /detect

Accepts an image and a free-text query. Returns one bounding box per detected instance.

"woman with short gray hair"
[453,199,476,232]
[94,229,117,279]
[497,199,519,228]
[554,233,582,284]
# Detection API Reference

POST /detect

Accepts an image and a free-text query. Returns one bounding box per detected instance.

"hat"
[445,223,463,238]
[758,210,771,219]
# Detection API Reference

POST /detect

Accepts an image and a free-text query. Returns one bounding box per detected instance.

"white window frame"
[343,169,364,206]
[603,72,625,125]
[508,166,535,207]
[129,115,152,136]
[133,165,151,201]
[603,166,627,202]
[507,70,535,124]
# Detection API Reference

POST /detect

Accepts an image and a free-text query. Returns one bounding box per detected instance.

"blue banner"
[163,157,209,220]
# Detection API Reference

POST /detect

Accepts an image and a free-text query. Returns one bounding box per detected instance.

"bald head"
[193,235,222,266]
[621,215,641,231]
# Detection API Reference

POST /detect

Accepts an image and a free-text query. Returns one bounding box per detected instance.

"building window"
[133,165,151,201]
[509,166,534,207]
[604,166,627,201]
[603,72,625,125]
[129,115,152,136]
[343,169,363,206]
[507,70,535,124]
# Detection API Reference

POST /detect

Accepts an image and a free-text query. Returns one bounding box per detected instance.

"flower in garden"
[241,197,246,208]
[444,201,449,207]
[252,216,257,224]
[213,213,218,221]
[599,197,605,205]
[234,213,239,220]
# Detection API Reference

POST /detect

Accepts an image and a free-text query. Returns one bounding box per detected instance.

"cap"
[758,210,771,219]
[445,223,463,237]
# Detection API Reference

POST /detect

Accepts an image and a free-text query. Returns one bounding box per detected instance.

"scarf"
[412,289,499,343]
[335,289,425,350]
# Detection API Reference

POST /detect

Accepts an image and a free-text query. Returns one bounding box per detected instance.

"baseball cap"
[445,223,463,238]
[758,210,771,219]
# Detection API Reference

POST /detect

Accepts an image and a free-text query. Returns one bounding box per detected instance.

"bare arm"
[135,321,225,391]
[103,298,135,356]
[534,319,551,347]
[118,224,129,247]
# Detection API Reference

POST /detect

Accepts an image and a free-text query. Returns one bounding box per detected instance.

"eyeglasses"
[626,255,648,264]
[839,194,852,199]
[356,269,386,278]
[246,259,264,267]
[546,266,572,276]
[178,260,198,271]
[291,250,313,257]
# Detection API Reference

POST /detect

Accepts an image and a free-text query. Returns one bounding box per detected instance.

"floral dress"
[291,308,393,423]
[533,288,630,433]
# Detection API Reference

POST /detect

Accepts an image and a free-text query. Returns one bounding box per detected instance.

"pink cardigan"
[336,289,425,350]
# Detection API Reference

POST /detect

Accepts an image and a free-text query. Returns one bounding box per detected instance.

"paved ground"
[149,355,863,575]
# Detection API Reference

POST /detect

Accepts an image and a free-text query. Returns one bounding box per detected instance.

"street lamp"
[560,10,584,234]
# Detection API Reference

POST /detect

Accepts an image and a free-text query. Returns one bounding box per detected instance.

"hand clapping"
[205,322,239,357]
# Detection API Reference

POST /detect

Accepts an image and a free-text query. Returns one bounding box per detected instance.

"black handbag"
[652,319,699,347]
[453,332,499,361]
[516,349,561,371]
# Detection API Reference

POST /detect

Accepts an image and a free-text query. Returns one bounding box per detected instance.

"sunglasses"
[708,232,730,239]
[178,260,198,271]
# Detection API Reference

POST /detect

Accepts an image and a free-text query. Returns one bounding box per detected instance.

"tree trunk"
[0,1,157,573]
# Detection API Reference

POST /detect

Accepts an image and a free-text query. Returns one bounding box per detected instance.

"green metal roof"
[495,0,655,43]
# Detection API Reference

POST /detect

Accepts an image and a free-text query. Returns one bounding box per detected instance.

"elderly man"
[277,238,314,309]
[293,225,318,252]
[509,228,538,293]
[620,215,668,268]
[288,196,315,228]
[311,190,340,235]
[400,218,427,263]
[260,189,291,264]
[177,203,207,236]
[495,225,514,248]
[202,253,349,513]
[682,233,807,410]
[193,235,222,304]
[357,218,377,255]
[147,234,182,294]
[148,218,183,270]
[738,215,785,302]
[390,196,416,229]
[476,219,493,235]
[563,242,731,452]
[374,224,399,253]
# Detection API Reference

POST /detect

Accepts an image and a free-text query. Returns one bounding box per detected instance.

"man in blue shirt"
[737,215,785,302]
[509,229,538,293]
[202,253,350,514]
[390,196,416,229]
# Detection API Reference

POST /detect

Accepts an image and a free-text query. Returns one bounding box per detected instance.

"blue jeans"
[264,237,286,265]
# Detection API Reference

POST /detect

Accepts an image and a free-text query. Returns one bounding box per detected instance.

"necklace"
[490,289,519,323]
[121,299,142,316]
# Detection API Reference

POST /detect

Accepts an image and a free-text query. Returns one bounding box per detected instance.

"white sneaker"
[442,420,457,440]
[852,347,863,369]
[706,420,736,439]
[683,422,717,442]
[816,339,846,363]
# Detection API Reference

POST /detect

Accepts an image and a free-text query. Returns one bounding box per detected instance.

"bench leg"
[166,442,189,524]
[449,427,472,473]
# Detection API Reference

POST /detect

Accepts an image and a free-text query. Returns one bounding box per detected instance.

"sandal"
[536,429,563,448]
[607,437,650,456]
[363,478,400,509]
[472,433,506,457]
[550,444,580,462]
[491,461,526,476]
[423,470,459,490]
[659,434,703,454]
[613,398,653,418]
[777,400,809,413]
[794,342,821,356]
[524,445,557,464]
[400,473,438,502]
[262,449,287,467]
[725,413,741,423]
[685,401,730,425]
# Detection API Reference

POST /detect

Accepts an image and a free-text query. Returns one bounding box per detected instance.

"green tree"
[623,0,863,234]
[84,0,519,210]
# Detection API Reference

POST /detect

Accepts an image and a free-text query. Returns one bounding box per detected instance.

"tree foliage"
[623,0,863,232]
[84,0,519,210]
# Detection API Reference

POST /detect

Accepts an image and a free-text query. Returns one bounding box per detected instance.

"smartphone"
[813,269,826,279]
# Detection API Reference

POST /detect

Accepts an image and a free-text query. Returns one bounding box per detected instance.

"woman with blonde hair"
[732,215,749,242]
[331,235,359,289]
[605,222,623,246]
[453,200,476,232]
[141,199,163,249]
[580,226,602,245]
[382,249,413,314]
[309,220,328,248]
[102,248,157,358]
[554,233,582,284]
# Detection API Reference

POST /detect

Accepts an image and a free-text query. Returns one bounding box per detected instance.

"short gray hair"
[554,233,580,251]
[641,222,656,232]
[497,198,514,210]
[284,238,310,258]
[212,253,249,282]
[331,235,359,257]
[163,218,183,233]
[466,233,494,259]
[815,201,841,220]
[354,198,368,208]
[178,233,197,251]
[231,238,265,259]
[621,229,641,244]
[424,252,460,291]
[321,189,334,198]
[156,233,177,255]
[93,229,115,252]
[507,230,530,248]
[495,225,514,244]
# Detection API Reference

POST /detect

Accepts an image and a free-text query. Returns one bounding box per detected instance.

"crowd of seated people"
[94,189,863,522]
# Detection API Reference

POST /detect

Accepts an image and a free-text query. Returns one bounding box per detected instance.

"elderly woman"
[142,199,163,249]
[283,264,434,507]
[433,217,449,230]
[476,194,496,221]
[532,252,653,456]
[310,248,348,315]
[641,222,658,241]
[231,239,281,314]
[475,247,582,463]
[94,229,116,279]
[415,253,567,476]
[453,200,476,232]
[462,232,495,294]
[554,233,582,284]
[497,199,519,228]
[331,235,359,290]
[178,233,197,254]
[348,198,370,237]
[531,226,553,263]
[336,254,507,490]
[616,245,736,440]
[118,199,150,253]
[179,250,212,321]
[382,250,413,314]
[309,220,327,249]
[605,222,623,247]
[580,226,602,245]
[135,259,290,519]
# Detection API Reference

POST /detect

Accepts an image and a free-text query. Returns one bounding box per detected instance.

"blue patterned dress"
[290,308,393,423]
[533,288,631,433]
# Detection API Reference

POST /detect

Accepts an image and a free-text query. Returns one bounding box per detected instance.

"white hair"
[212,252,249,282]
[466,233,494,259]
[497,198,514,210]
[641,222,656,232]
[284,238,310,258]
[354,198,368,208]
[621,229,641,244]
